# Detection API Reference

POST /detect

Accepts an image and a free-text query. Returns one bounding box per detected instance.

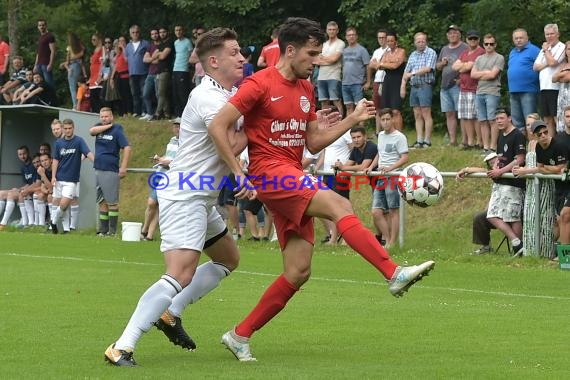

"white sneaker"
[221,330,256,361]
[388,260,435,297]
[138,113,149,120]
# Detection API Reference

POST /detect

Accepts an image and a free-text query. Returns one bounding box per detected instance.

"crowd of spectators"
[2,19,570,258]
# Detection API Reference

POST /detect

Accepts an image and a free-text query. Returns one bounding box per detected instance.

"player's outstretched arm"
[306,99,375,154]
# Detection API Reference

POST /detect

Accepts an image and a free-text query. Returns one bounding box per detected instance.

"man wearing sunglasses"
[471,33,504,154]
[514,120,568,251]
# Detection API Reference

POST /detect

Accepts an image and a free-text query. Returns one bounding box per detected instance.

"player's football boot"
[104,343,137,367]
[155,310,196,350]
[388,260,435,297]
[221,330,256,361]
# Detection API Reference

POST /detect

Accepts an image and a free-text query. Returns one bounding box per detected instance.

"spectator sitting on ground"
[11,70,34,104]
[19,72,55,105]
[0,56,28,104]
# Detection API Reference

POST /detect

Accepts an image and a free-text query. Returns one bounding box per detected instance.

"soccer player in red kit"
[209,17,435,361]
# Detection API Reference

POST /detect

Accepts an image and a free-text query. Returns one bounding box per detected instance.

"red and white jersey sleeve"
[230,67,317,176]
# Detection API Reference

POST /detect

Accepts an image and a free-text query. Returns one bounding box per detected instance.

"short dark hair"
[350,126,367,135]
[379,108,393,117]
[495,106,511,117]
[277,17,326,55]
[195,27,238,65]
[17,145,30,154]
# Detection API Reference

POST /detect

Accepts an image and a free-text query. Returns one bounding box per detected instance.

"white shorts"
[158,196,227,253]
[53,181,79,199]
[487,183,524,223]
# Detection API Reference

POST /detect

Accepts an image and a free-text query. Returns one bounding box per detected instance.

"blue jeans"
[372,177,401,210]
[509,92,538,131]
[129,74,147,115]
[342,84,364,104]
[67,61,82,108]
[142,74,156,116]
[37,64,54,89]
[476,94,501,121]
[410,85,433,107]
[440,85,460,112]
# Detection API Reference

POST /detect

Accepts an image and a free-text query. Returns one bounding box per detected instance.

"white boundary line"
[3,252,569,301]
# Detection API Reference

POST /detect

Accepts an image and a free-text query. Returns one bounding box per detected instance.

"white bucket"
[122,222,142,242]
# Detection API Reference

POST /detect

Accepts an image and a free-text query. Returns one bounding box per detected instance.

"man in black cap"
[437,25,468,147]
[513,120,568,248]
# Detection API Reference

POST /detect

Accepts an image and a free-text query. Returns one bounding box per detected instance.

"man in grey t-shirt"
[342,27,370,117]
[471,33,505,153]
[369,108,408,248]
[436,25,468,146]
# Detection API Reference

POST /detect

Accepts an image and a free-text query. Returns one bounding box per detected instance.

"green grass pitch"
[0,232,568,379]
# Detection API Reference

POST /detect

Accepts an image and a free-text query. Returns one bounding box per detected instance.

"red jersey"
[230,66,317,177]
[260,40,280,67]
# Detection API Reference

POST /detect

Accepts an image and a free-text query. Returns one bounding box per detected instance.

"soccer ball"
[398,162,444,207]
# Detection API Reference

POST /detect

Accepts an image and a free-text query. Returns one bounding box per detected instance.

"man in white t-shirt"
[315,21,345,115]
[365,29,388,134]
[104,28,249,367]
[533,23,566,136]
[368,108,408,247]
[316,129,352,244]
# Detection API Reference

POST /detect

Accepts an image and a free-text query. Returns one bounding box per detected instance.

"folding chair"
[495,235,511,254]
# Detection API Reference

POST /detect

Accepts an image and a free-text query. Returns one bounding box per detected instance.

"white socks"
[115,275,182,351]
[70,205,79,229]
[1,200,15,225]
[24,199,34,226]
[18,203,27,225]
[168,261,230,318]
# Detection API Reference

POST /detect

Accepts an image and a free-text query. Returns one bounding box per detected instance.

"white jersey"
[323,131,352,169]
[159,75,238,201]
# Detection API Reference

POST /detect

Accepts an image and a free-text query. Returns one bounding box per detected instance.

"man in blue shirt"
[401,32,437,148]
[50,119,94,234]
[89,107,132,236]
[508,28,540,134]
[125,24,150,117]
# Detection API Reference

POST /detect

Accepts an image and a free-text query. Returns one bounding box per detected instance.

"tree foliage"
[4,0,570,116]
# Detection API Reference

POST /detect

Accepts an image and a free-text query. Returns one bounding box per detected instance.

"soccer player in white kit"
[104,28,250,367]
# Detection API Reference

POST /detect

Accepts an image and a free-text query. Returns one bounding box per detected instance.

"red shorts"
[252,164,317,250]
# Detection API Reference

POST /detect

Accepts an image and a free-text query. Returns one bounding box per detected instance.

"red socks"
[235,274,298,338]
[336,214,397,279]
